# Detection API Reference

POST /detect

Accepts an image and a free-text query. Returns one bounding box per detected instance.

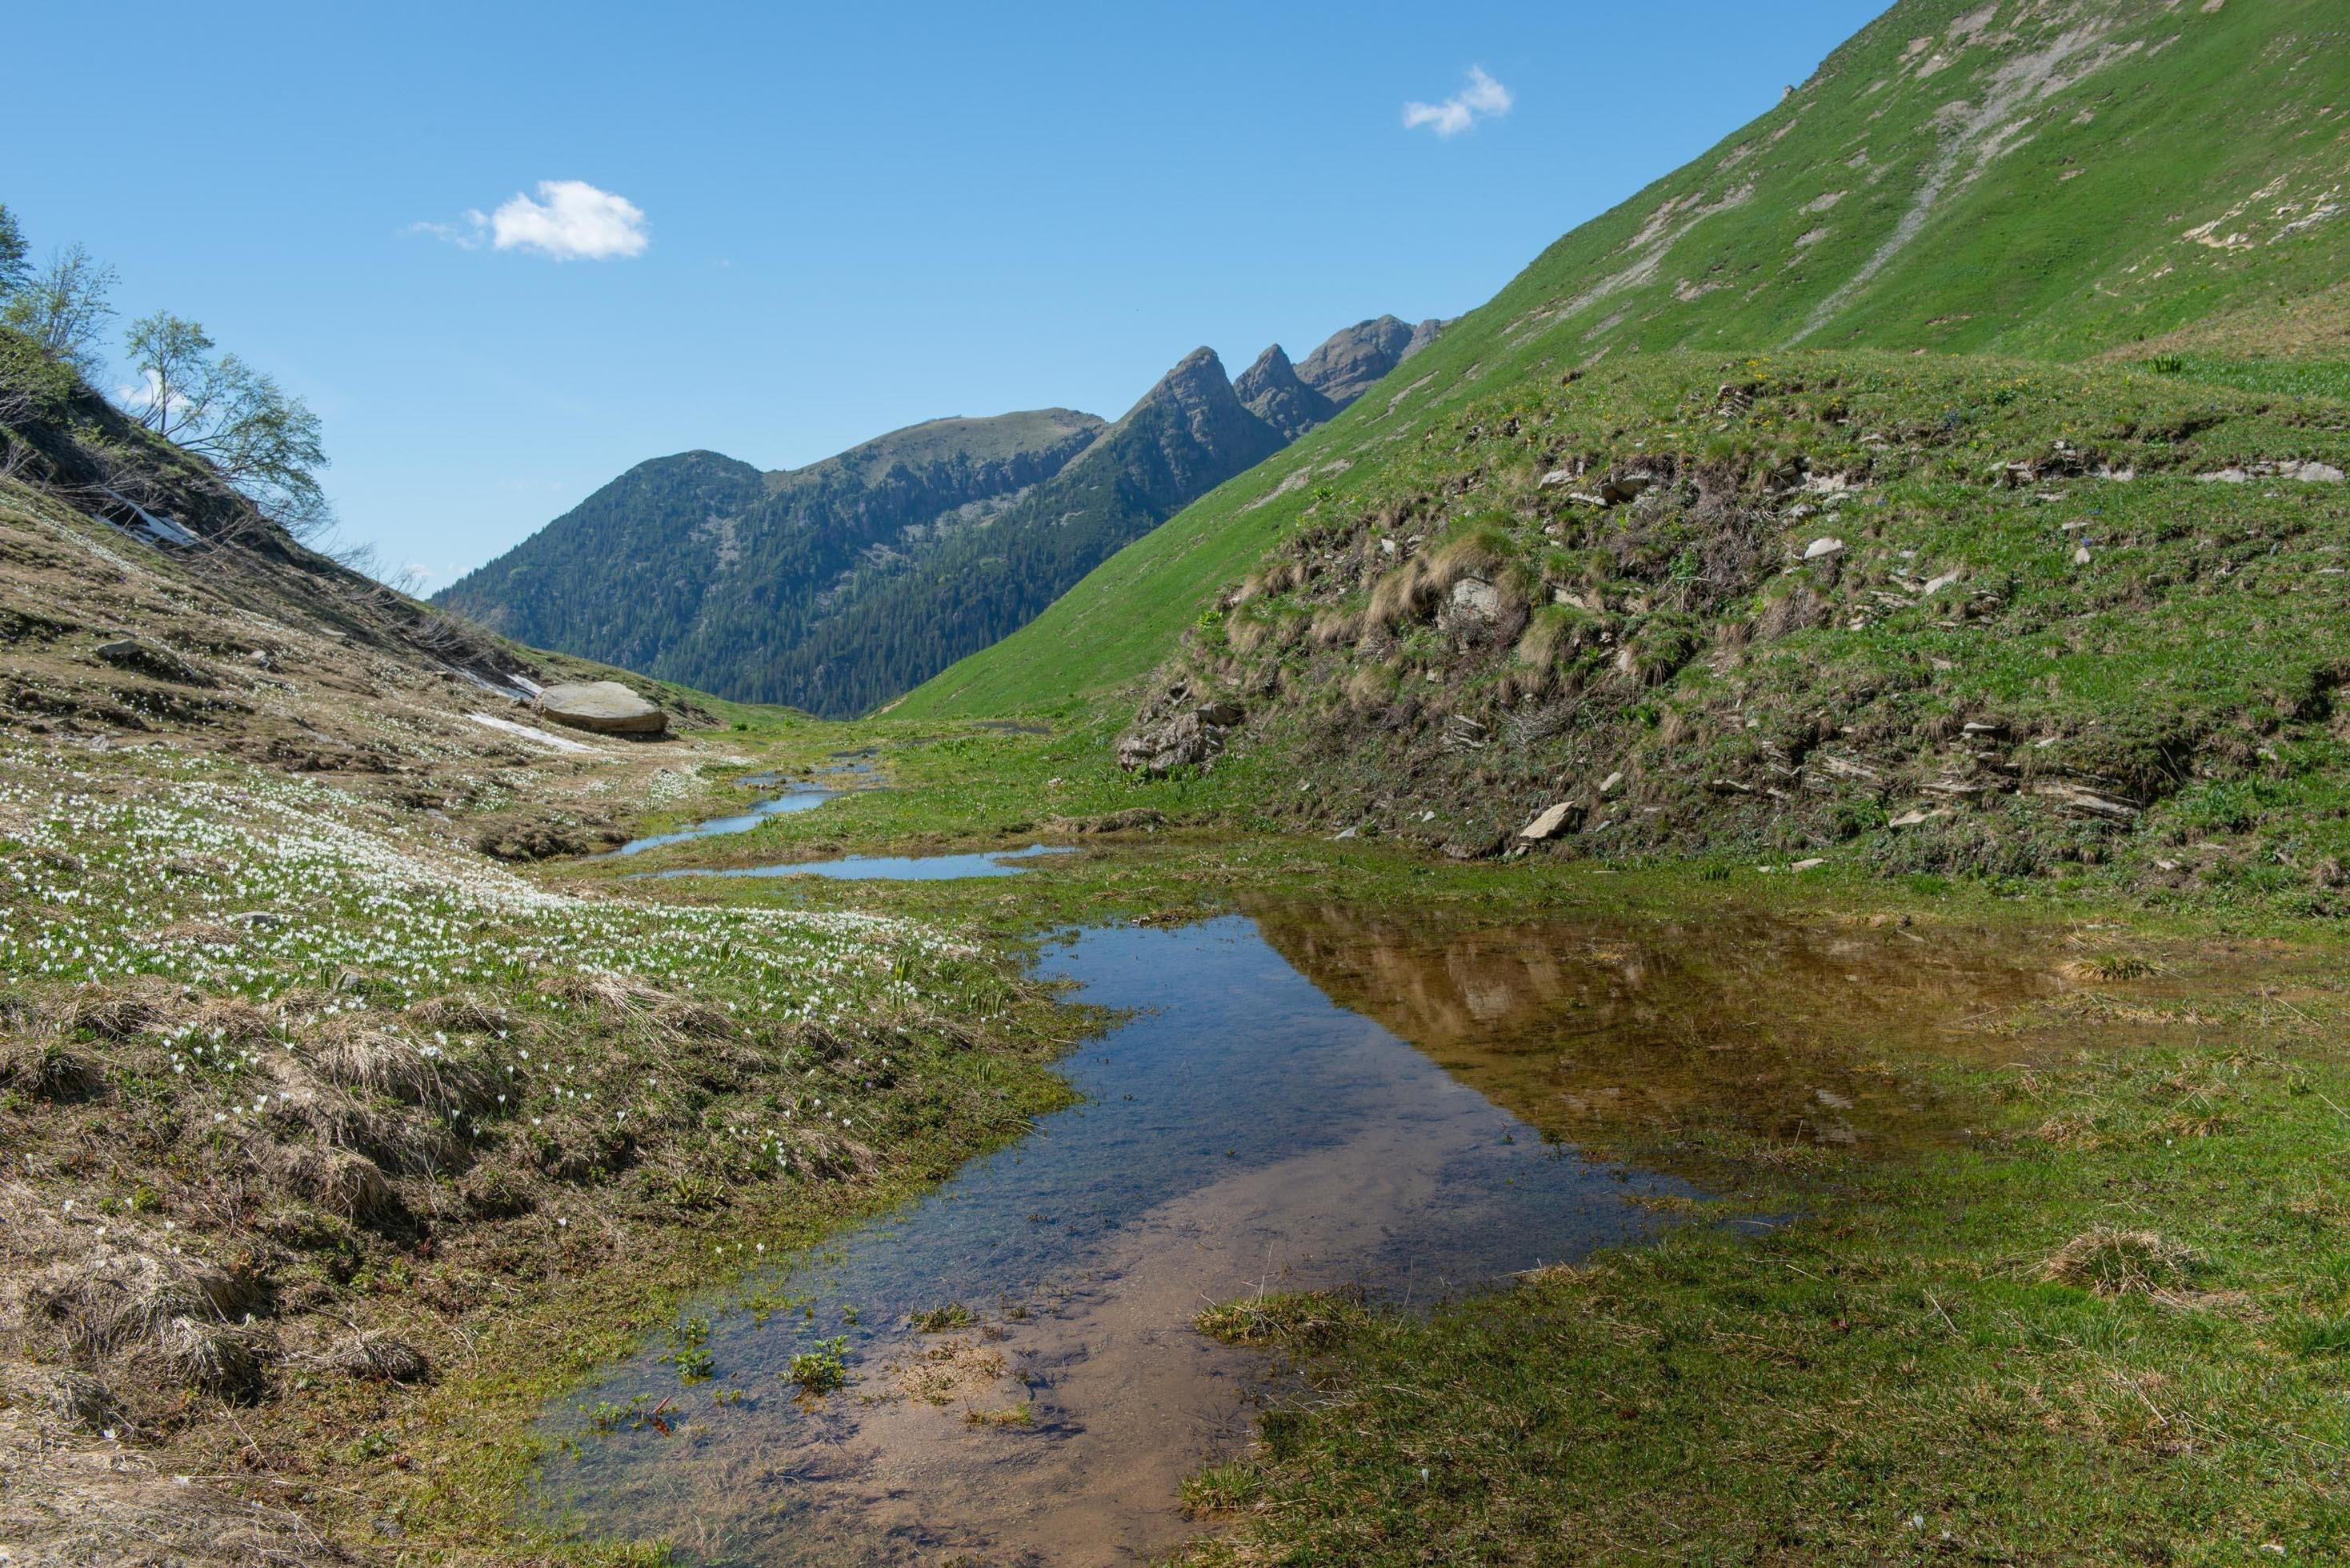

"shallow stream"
[533,899,2055,1564]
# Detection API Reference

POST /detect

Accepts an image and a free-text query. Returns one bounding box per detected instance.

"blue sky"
[5,2,1885,587]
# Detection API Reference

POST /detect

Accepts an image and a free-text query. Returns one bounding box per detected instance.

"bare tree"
[1,244,117,376]
[124,311,332,537]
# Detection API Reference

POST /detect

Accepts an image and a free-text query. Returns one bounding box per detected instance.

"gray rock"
[1599,470,1657,506]
[536,681,667,736]
[94,636,211,687]
[2289,461,2346,484]
[1803,537,1847,561]
[1116,701,1244,777]
[1448,576,1503,620]
[1232,344,1340,440]
[1293,316,1447,406]
[1519,801,1583,841]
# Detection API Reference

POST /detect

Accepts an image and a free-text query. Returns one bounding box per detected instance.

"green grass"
[2172,356,2350,402]
[1175,973,2350,1565]
[0,731,1079,1563]
[879,346,2350,915]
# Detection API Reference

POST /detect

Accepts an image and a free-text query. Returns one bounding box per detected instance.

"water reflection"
[1251,902,2058,1158]
[610,784,836,856]
[641,843,1076,883]
[533,916,1691,1565]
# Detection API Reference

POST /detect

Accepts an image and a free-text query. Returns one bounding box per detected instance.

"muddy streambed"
[531,906,2057,1565]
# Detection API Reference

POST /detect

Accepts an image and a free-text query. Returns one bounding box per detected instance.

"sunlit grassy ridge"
[901,0,2350,719]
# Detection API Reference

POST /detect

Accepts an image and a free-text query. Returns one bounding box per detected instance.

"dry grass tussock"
[307,1018,495,1114]
[536,966,681,1013]
[0,1406,346,1567]
[12,1224,269,1403]
[2040,1227,2198,1296]
[326,1330,430,1384]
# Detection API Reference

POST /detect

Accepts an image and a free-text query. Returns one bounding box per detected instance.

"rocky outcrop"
[1293,315,1447,406]
[535,680,667,736]
[1116,685,1244,777]
[1234,344,1340,440]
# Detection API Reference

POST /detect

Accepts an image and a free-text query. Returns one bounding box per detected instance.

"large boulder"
[535,681,667,737]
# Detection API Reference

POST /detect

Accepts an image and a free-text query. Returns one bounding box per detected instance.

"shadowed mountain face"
[437,318,1439,716]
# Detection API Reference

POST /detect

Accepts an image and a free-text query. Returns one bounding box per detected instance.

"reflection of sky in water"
[608,783,835,856]
[534,918,1695,1563]
[643,843,1074,883]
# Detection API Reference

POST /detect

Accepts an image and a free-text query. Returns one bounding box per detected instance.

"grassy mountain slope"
[898,0,2350,719]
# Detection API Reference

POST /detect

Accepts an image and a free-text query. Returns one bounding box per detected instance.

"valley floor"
[526,710,2350,1566]
[8,434,2350,1565]
[9,687,2350,1565]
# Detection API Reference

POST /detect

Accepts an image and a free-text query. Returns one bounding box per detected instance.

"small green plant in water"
[911,1302,973,1333]
[786,1336,850,1394]
[1195,1291,1356,1350]
[964,1402,1033,1429]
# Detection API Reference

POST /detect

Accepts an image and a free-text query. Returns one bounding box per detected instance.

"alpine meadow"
[6,2,2350,1566]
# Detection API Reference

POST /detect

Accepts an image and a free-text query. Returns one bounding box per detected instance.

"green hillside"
[899,0,2350,719]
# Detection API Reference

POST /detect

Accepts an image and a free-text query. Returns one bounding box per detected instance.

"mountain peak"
[1233,342,1341,441]
[1130,346,1233,413]
[1294,316,1447,406]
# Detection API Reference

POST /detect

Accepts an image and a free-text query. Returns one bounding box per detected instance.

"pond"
[530,903,2055,1564]
[531,914,1708,1564]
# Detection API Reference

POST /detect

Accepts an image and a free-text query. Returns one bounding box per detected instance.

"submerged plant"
[910,1302,973,1333]
[786,1336,850,1394]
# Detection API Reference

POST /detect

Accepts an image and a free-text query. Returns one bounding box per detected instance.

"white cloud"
[411,180,650,261]
[406,217,482,249]
[1403,66,1513,138]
